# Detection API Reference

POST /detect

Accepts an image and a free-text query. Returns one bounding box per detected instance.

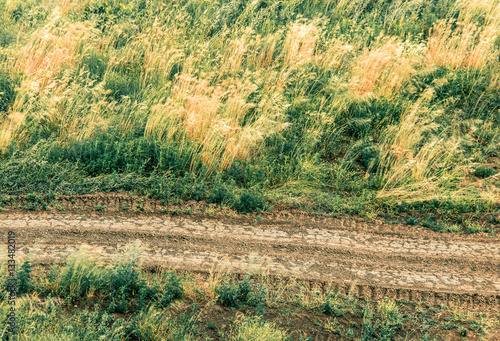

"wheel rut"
[1,212,499,307]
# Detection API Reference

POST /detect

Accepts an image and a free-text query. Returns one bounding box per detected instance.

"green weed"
[475,166,496,179]
[227,316,287,341]
[217,275,267,309]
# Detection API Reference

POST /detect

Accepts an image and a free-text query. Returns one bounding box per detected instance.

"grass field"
[0,0,499,222]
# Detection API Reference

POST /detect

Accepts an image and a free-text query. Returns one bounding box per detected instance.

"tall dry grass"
[283,21,321,68]
[144,55,289,172]
[0,6,99,147]
[375,97,471,201]
[349,37,421,99]
[0,0,499,204]
[426,19,499,70]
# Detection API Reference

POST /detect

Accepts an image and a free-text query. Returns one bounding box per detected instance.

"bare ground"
[1,195,499,308]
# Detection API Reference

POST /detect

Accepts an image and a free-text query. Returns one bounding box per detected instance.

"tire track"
[1,212,499,307]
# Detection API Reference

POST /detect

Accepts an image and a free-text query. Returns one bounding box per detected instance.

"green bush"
[217,280,240,308]
[83,0,134,30]
[488,215,499,225]
[17,260,33,295]
[465,222,483,234]
[322,293,360,318]
[44,249,185,313]
[155,272,184,309]
[208,179,237,206]
[235,190,267,214]
[55,257,106,304]
[0,71,17,113]
[405,217,418,226]
[217,276,267,308]
[475,166,496,179]
[361,300,403,341]
[106,258,145,313]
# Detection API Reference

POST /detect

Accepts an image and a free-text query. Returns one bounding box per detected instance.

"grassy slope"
[0,0,500,225]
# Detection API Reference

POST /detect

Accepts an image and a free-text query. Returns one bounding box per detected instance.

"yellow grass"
[349,37,419,99]
[317,38,354,72]
[15,10,94,89]
[427,19,499,70]
[145,55,288,172]
[283,21,320,68]
[375,97,473,201]
[457,0,500,26]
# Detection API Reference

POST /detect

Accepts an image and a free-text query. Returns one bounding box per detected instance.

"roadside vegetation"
[1,246,499,340]
[1,0,500,224]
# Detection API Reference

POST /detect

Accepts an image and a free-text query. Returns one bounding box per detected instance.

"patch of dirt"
[1,195,499,309]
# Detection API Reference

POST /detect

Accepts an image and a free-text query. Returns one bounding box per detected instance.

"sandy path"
[1,212,499,307]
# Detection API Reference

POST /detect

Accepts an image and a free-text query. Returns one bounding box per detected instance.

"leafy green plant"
[488,215,499,224]
[465,221,484,234]
[17,260,33,295]
[154,272,184,309]
[475,166,495,179]
[322,292,360,318]
[361,299,403,341]
[405,216,418,225]
[436,223,462,234]
[217,275,267,308]
[234,190,268,214]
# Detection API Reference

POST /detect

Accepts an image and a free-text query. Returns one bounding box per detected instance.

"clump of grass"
[488,215,499,224]
[362,299,403,340]
[430,222,462,233]
[405,216,418,225]
[227,316,288,341]
[322,292,361,318]
[464,220,485,234]
[475,165,496,178]
[48,243,183,313]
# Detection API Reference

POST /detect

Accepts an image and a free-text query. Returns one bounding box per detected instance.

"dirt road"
[1,208,499,307]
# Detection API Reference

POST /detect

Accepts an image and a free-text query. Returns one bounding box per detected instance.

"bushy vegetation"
[0,247,497,340]
[0,0,500,216]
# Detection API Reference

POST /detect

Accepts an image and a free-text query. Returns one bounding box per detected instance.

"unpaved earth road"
[1,211,499,307]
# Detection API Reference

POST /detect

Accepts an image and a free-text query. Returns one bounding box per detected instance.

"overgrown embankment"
[1,0,500,220]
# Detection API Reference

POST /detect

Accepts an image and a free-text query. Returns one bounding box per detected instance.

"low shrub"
[217,275,267,308]
[475,166,495,179]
